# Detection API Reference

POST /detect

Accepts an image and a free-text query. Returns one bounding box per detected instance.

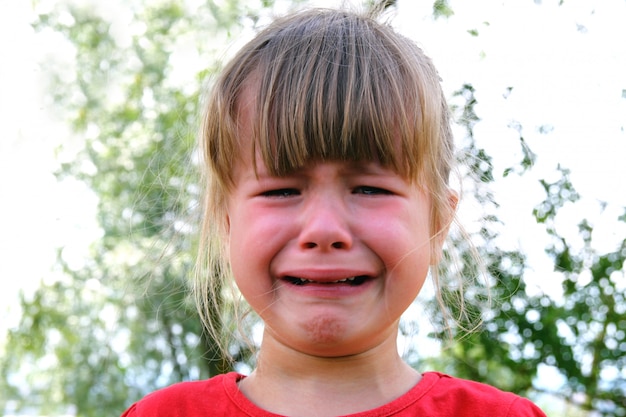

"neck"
[238,330,421,416]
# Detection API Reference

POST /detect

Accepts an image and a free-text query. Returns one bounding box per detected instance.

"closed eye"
[353,186,393,196]
[261,188,300,198]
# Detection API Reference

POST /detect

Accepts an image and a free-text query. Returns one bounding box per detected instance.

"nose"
[298,193,353,251]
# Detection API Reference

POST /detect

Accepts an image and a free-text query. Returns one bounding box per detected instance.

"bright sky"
[1,0,625,369]
[397,0,626,296]
[0,0,102,342]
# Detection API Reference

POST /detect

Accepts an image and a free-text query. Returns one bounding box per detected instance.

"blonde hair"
[195,8,457,361]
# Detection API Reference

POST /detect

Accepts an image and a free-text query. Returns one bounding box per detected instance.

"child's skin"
[224,83,456,416]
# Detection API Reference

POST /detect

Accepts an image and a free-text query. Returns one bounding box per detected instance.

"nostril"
[298,207,353,250]
[302,241,346,250]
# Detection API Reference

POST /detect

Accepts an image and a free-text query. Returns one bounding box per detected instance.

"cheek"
[360,205,431,263]
[384,239,431,316]
[366,206,431,296]
[228,208,289,297]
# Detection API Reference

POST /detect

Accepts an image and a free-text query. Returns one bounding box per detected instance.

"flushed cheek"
[229,211,292,297]
[373,224,431,301]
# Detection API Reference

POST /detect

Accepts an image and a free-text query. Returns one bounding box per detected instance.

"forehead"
[235,81,258,145]
[232,80,262,170]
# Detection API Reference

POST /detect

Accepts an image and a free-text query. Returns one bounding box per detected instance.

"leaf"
[433,0,454,19]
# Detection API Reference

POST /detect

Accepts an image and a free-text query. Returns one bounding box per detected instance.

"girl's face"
[225,92,441,358]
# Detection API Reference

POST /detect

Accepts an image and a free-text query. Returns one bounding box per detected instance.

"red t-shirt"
[121,372,546,416]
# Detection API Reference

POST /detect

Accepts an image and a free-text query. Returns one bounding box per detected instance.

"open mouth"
[284,276,369,286]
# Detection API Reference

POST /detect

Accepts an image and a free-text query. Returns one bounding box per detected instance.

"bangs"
[248,14,421,178]
[206,9,450,187]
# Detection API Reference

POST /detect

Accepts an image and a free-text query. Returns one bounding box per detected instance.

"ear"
[430,190,458,265]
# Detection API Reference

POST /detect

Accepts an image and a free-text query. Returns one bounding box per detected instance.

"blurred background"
[1,0,625,416]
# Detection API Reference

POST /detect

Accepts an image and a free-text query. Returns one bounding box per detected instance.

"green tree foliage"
[1,0,293,414]
[2,1,624,417]
[534,172,626,415]
[428,85,626,417]
[433,0,454,19]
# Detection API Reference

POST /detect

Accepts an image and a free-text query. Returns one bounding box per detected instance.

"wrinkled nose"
[298,194,353,251]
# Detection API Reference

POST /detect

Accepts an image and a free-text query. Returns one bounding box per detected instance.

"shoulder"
[419,372,547,417]
[120,372,244,417]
